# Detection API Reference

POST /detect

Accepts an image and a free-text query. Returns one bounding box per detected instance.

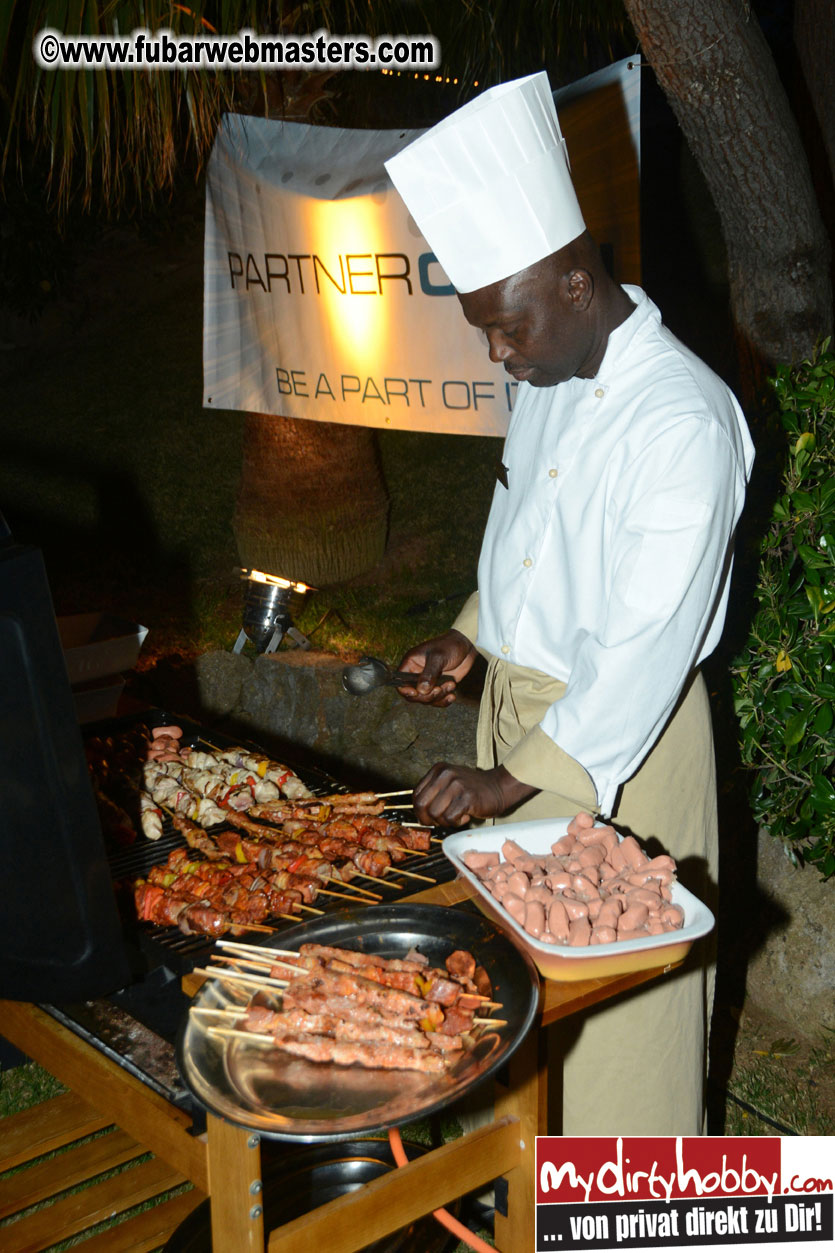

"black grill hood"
[0,527,131,1001]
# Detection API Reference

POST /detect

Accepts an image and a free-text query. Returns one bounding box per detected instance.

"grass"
[0,1071,485,1251]
[719,1009,835,1137]
[0,1064,194,1252]
[0,1061,66,1117]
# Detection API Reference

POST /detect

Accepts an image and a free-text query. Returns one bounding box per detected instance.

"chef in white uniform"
[385,72,754,1135]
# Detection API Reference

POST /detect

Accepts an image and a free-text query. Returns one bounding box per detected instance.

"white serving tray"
[443,818,715,982]
[58,612,148,685]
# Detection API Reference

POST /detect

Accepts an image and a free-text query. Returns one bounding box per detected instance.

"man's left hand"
[413,763,538,827]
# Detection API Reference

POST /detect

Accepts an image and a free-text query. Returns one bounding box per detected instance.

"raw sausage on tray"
[461,812,685,947]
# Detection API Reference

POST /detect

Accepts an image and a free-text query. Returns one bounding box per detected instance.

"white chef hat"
[385,71,585,293]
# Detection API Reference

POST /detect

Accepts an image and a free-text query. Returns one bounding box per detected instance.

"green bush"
[732,342,835,878]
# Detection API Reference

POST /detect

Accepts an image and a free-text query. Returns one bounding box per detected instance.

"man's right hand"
[395,630,477,707]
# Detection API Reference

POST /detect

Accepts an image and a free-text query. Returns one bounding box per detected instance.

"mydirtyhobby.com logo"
[535,1137,834,1252]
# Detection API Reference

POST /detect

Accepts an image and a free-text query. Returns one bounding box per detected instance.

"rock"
[194,651,252,717]
[195,646,479,787]
[370,703,419,755]
[745,834,835,1036]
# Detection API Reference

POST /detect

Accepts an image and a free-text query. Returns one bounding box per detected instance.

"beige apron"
[475,654,718,1135]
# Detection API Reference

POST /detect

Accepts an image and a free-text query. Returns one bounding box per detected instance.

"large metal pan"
[177,903,540,1141]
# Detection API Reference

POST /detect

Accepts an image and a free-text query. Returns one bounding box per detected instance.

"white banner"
[203,58,641,437]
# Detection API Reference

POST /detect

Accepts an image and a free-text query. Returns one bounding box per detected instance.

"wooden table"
[0,880,681,1252]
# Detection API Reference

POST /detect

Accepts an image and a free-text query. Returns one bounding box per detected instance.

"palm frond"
[1,0,631,216]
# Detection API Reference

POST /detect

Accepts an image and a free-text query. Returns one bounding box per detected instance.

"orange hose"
[387,1126,496,1253]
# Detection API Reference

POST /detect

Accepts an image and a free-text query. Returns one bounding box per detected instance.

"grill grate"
[97,713,456,975]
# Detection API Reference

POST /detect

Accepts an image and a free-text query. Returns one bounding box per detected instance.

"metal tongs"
[341,655,454,696]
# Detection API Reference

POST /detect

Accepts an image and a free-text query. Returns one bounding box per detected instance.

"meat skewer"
[140,792,163,841]
[143,744,313,837]
[144,764,227,826]
[148,731,314,803]
[135,839,334,932]
[216,950,472,1010]
[282,818,421,862]
[135,882,280,936]
[205,744,313,800]
[215,947,501,1017]
[248,805,432,854]
[220,815,397,880]
[285,967,446,1027]
[214,952,496,1012]
[196,961,462,1035]
[207,1026,450,1074]
[197,957,446,1028]
[173,815,337,879]
[147,744,432,875]
[181,754,286,805]
[326,814,432,852]
[175,811,395,886]
[242,1004,457,1051]
[169,826,330,887]
[149,858,311,913]
[249,795,387,820]
[148,758,267,812]
[215,943,500,1009]
[193,939,500,1074]
[267,953,431,996]
[103,724,431,855]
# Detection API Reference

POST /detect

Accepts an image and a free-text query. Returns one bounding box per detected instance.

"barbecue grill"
[0,519,456,1095]
[32,707,461,1124]
[0,522,516,1250]
[0,525,684,1253]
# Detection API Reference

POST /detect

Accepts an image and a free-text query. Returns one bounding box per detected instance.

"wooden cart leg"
[207,1116,265,1251]
[492,1025,547,1253]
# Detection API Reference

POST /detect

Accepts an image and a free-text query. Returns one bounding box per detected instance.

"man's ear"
[564,267,594,312]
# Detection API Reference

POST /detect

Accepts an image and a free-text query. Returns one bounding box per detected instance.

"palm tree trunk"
[624,0,832,389]
[230,73,394,589]
[233,414,389,586]
[793,0,835,247]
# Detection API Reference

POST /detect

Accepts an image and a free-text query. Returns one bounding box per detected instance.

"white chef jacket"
[467,285,755,815]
